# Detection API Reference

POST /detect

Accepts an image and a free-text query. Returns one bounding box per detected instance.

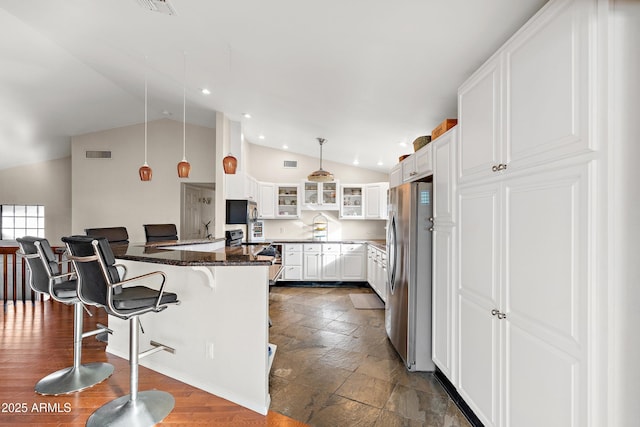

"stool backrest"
[62,236,122,306]
[17,236,56,294]
[85,227,129,244]
[144,224,178,242]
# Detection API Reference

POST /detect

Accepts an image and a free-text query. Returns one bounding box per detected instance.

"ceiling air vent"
[283,160,298,169]
[85,150,112,159]
[135,0,177,15]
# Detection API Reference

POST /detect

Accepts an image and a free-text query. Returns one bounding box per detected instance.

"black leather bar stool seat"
[16,236,114,395]
[63,235,179,427]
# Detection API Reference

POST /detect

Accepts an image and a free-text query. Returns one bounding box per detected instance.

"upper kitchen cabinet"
[225,172,258,201]
[458,0,591,183]
[302,181,339,210]
[257,182,276,219]
[276,184,300,218]
[339,185,364,219]
[365,182,389,220]
[401,143,433,183]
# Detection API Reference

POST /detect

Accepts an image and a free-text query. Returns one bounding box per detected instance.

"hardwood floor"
[0,300,307,426]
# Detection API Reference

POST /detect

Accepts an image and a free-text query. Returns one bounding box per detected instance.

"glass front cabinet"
[340,184,364,219]
[276,184,300,218]
[303,181,339,210]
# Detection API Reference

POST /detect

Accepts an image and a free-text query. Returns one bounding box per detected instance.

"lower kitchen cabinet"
[457,163,590,427]
[341,243,366,281]
[367,245,387,303]
[282,244,303,280]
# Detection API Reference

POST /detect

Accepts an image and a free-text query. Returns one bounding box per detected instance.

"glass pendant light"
[222,153,237,174]
[307,138,334,182]
[177,51,191,178]
[139,57,152,181]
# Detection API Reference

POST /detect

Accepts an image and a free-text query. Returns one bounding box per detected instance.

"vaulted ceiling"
[0,0,547,172]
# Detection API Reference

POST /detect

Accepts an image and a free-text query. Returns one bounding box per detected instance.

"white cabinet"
[341,243,366,281]
[367,245,387,303]
[401,143,433,183]
[276,184,300,218]
[457,0,591,184]
[389,163,402,189]
[453,1,597,426]
[225,172,257,200]
[282,243,303,280]
[365,182,389,220]
[303,243,341,281]
[339,185,364,219]
[302,181,339,210]
[257,182,275,219]
[431,127,456,380]
[458,164,590,427]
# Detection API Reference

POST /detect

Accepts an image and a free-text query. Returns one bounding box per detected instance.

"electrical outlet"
[279,227,284,234]
[206,342,214,359]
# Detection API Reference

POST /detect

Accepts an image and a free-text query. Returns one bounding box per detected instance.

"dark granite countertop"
[111,239,274,266]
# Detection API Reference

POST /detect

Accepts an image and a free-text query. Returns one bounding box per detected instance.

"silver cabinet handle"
[409,171,418,176]
[492,165,499,172]
[491,309,507,319]
[492,163,508,172]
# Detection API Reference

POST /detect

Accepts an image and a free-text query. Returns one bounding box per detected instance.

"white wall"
[246,142,389,240]
[72,118,215,243]
[0,156,72,244]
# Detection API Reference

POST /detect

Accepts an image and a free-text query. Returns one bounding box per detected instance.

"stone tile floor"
[268,284,473,427]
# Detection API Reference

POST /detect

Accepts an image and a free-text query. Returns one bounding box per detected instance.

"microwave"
[226,200,258,224]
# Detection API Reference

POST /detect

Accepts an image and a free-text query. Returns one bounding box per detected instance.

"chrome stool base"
[86,390,175,427]
[35,362,114,395]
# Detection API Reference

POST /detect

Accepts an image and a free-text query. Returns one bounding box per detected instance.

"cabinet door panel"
[303,253,321,280]
[458,296,499,427]
[506,1,590,165]
[458,185,500,305]
[506,322,578,427]
[434,129,455,222]
[505,165,587,346]
[322,253,340,280]
[432,227,453,377]
[458,60,502,181]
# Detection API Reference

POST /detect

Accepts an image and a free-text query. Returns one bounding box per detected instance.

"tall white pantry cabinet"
[434,0,640,426]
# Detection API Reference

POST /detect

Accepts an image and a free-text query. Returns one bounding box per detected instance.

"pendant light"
[308,137,334,182]
[139,57,152,181]
[222,153,237,174]
[177,51,191,178]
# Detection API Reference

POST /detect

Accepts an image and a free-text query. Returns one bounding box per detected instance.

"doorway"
[181,183,215,240]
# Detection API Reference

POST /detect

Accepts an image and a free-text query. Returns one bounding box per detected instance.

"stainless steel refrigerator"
[386,181,435,371]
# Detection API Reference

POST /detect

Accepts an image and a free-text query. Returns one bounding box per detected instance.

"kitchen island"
[107,240,279,415]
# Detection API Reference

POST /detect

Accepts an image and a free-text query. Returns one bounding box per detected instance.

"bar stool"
[62,235,179,427]
[143,224,178,242]
[16,236,114,395]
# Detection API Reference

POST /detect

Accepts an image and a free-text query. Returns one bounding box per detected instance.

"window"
[1,204,45,240]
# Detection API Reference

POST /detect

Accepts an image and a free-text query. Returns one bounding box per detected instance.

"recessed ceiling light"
[162,110,172,116]
[353,160,359,165]
[282,145,288,149]
[242,113,252,119]
[377,161,384,166]
[201,88,211,95]
[399,142,408,147]
[258,135,265,140]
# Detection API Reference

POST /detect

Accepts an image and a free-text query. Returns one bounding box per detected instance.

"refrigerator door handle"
[387,212,398,294]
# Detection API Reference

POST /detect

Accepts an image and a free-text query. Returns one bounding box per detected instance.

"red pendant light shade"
[223,154,237,174]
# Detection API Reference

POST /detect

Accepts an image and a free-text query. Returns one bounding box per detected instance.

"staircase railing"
[1,245,67,304]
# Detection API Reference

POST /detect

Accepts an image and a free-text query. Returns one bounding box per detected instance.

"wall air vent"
[85,151,112,159]
[283,160,298,169]
[135,0,177,15]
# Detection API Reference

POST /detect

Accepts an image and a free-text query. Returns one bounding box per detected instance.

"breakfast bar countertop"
[110,239,275,267]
